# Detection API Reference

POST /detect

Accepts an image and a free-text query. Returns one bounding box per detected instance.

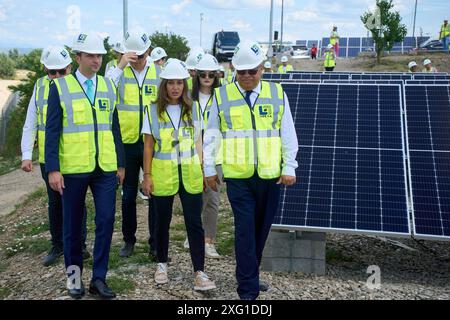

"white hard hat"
[159,58,190,80]
[112,41,125,54]
[123,28,151,55]
[72,32,107,54]
[185,47,205,69]
[151,47,168,61]
[264,61,272,69]
[218,65,225,72]
[232,40,265,71]
[423,59,432,66]
[195,54,219,71]
[327,44,334,49]
[408,61,417,69]
[44,46,72,69]
[281,56,288,63]
[40,46,54,65]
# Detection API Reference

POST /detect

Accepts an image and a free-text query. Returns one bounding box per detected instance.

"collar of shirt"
[130,60,151,86]
[235,81,261,106]
[75,69,97,90]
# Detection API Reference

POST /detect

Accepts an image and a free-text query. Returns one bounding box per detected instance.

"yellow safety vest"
[36,76,51,164]
[53,74,118,174]
[440,24,450,39]
[422,67,438,73]
[226,71,234,85]
[117,64,160,144]
[324,52,336,68]
[187,77,193,91]
[214,81,285,179]
[330,31,339,45]
[147,103,203,196]
[278,65,294,74]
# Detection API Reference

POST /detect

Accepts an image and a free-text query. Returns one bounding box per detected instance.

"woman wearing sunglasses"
[182,54,223,259]
[141,59,216,291]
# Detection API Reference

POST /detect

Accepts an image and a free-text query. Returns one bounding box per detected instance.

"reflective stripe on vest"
[147,103,203,196]
[324,52,336,67]
[54,74,117,174]
[35,77,51,164]
[117,64,160,144]
[215,81,284,179]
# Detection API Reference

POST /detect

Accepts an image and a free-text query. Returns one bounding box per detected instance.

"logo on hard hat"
[157,49,162,54]
[141,34,148,44]
[124,32,130,40]
[251,44,260,55]
[258,105,272,118]
[180,61,187,69]
[77,34,88,43]
[60,50,68,59]
[98,99,110,111]
[196,53,203,62]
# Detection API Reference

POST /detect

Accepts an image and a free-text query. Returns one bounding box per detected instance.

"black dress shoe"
[89,279,116,299]
[119,242,134,257]
[68,281,85,300]
[259,280,269,292]
[43,246,63,267]
[82,247,91,260]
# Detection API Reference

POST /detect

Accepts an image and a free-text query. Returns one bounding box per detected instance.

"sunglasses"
[48,68,68,76]
[137,54,146,60]
[237,68,259,76]
[199,72,217,79]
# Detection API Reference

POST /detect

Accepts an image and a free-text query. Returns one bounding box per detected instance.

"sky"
[0,0,449,50]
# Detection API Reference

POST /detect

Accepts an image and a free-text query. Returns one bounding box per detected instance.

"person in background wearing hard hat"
[45,32,125,299]
[263,61,273,73]
[203,40,298,300]
[151,47,168,77]
[217,65,226,85]
[105,41,125,75]
[324,44,336,72]
[182,54,223,260]
[278,56,293,74]
[21,46,90,267]
[226,63,236,85]
[141,59,217,291]
[439,19,450,54]
[107,28,160,260]
[330,25,340,57]
[408,61,418,73]
[422,59,438,73]
[185,46,205,91]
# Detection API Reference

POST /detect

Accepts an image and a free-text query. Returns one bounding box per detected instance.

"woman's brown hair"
[191,71,221,102]
[157,78,193,125]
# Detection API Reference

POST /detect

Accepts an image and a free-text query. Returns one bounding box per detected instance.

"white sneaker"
[183,238,189,249]
[154,263,168,284]
[138,188,149,200]
[205,243,221,259]
[193,271,216,291]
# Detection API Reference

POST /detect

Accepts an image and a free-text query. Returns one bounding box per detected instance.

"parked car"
[212,31,240,62]
[418,38,444,51]
[291,45,310,59]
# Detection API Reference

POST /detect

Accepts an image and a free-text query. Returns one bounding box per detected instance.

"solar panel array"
[265,75,450,241]
[274,83,410,237]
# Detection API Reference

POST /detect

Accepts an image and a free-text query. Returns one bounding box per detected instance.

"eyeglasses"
[137,54,146,60]
[48,68,68,76]
[236,68,259,76]
[199,72,217,79]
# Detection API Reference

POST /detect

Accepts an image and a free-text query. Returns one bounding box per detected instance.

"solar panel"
[352,74,412,80]
[414,75,450,80]
[262,73,291,80]
[348,47,360,57]
[323,80,404,85]
[406,80,450,85]
[339,38,348,46]
[348,37,361,47]
[404,85,450,240]
[274,83,410,236]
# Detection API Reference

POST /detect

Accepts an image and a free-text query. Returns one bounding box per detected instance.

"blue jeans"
[62,169,117,282]
[40,164,87,249]
[226,173,281,300]
[443,36,449,53]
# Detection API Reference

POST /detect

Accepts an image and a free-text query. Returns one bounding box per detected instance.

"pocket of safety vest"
[230,109,244,129]
[72,103,87,124]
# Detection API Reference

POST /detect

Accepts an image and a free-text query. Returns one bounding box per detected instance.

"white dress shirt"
[76,69,97,93]
[106,60,151,87]
[21,83,40,160]
[142,104,182,136]
[203,81,299,177]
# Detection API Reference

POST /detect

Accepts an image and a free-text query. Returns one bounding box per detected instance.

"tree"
[149,32,190,61]
[0,53,15,79]
[361,0,407,63]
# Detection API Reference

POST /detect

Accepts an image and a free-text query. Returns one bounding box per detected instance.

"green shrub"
[0,53,15,79]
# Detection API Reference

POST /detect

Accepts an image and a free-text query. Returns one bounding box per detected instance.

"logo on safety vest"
[77,34,87,43]
[258,105,272,118]
[144,85,156,96]
[98,99,109,111]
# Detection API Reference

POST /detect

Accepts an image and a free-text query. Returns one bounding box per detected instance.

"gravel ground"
[0,187,449,301]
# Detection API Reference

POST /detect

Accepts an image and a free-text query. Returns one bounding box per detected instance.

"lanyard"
[165,106,183,140]
[199,95,213,121]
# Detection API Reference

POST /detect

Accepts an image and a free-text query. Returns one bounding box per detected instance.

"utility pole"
[200,13,204,48]
[280,0,284,51]
[268,0,274,58]
[412,0,418,47]
[123,0,128,37]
